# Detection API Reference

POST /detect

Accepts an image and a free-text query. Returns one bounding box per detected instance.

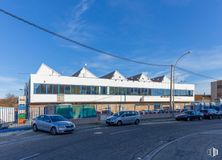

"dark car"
[216,110,222,119]
[200,109,218,119]
[175,110,203,121]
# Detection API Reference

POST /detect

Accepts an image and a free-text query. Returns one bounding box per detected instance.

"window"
[86,86,91,94]
[81,86,86,94]
[54,85,59,94]
[100,86,107,95]
[33,83,193,97]
[59,85,65,94]
[91,86,99,94]
[109,87,121,95]
[127,88,131,95]
[40,84,46,94]
[71,85,80,94]
[34,84,41,94]
[47,84,53,94]
[64,85,71,94]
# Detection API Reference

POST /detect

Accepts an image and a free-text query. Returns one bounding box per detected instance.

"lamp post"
[170,51,192,117]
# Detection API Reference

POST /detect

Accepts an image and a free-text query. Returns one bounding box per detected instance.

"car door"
[128,111,136,123]
[36,115,45,130]
[121,113,128,124]
[42,115,52,132]
[125,112,134,124]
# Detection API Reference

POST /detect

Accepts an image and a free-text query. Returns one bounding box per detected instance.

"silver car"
[106,111,141,126]
[32,114,76,135]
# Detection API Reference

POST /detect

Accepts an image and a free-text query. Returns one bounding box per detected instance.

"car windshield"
[50,115,67,122]
[113,111,125,117]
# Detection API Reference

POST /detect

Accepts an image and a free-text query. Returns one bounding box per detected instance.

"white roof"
[101,70,126,80]
[151,75,170,83]
[36,63,61,76]
[72,67,97,78]
[127,73,149,82]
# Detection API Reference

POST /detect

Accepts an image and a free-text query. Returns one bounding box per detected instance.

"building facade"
[26,64,195,119]
[211,80,222,101]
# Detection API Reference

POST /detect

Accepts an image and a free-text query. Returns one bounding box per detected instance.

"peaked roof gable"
[101,70,126,80]
[72,67,97,78]
[36,63,60,76]
[151,75,170,83]
[128,73,149,81]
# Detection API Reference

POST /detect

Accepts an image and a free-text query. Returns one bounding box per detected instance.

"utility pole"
[170,65,174,117]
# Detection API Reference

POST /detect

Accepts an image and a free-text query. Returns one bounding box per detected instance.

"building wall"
[211,80,222,101]
[29,74,195,104]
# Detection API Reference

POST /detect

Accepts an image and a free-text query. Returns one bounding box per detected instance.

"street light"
[172,51,192,114]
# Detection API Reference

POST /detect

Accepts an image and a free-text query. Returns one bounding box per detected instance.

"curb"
[0,126,32,133]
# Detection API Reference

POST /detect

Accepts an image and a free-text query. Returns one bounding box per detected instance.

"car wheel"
[117,121,122,126]
[135,119,140,125]
[50,127,57,135]
[199,117,202,120]
[187,117,190,121]
[209,116,212,120]
[33,124,38,132]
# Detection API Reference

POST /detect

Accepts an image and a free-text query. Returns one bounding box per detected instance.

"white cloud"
[0,76,25,98]
[178,45,222,72]
[62,0,93,42]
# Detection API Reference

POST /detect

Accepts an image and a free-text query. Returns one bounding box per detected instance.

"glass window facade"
[33,83,194,97]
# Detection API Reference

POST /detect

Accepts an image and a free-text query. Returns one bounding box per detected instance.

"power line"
[0,8,169,67]
[176,66,218,81]
[0,8,219,81]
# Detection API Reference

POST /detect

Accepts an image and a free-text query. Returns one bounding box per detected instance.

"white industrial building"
[25,64,195,119]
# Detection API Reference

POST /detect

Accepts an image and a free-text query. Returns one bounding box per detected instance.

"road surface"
[0,120,222,160]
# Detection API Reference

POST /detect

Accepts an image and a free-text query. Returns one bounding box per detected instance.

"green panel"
[56,105,73,119]
[55,104,97,119]
[18,114,26,119]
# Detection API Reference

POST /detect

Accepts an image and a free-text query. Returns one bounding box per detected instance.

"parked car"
[101,110,113,115]
[106,111,141,126]
[32,114,76,135]
[216,110,222,119]
[175,110,203,121]
[200,109,218,119]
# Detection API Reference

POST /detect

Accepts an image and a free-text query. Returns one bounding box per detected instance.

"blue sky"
[0,0,222,97]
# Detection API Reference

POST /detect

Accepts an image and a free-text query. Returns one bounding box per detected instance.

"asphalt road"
[0,120,222,160]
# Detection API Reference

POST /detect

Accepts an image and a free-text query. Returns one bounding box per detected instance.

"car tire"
[117,121,122,126]
[199,117,202,120]
[33,124,38,132]
[187,117,190,121]
[50,127,57,135]
[135,119,140,125]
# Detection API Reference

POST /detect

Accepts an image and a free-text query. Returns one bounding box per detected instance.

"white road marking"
[143,133,199,160]
[94,131,103,135]
[19,153,40,160]
[109,128,138,135]
[141,121,176,126]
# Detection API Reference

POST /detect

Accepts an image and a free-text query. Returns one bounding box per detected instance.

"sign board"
[18,96,26,105]
[18,96,27,124]
[57,94,64,102]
